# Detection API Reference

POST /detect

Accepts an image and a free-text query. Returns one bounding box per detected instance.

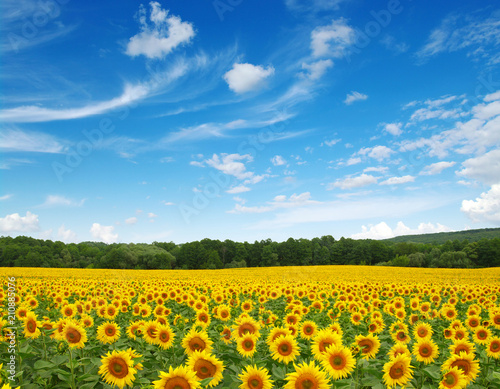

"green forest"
[1,228,499,269]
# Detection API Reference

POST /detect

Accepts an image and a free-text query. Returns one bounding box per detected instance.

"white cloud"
[457,149,500,185]
[346,157,362,166]
[461,184,500,222]
[0,194,12,201]
[39,195,85,208]
[206,153,253,180]
[148,212,158,218]
[125,2,195,59]
[0,128,67,153]
[162,201,175,206]
[322,138,341,147]
[380,175,415,185]
[271,155,287,166]
[485,91,500,102]
[344,91,368,105]
[90,223,118,244]
[416,14,500,64]
[328,174,378,190]
[420,161,456,175]
[363,166,388,173]
[226,185,251,194]
[228,192,319,214]
[125,217,138,225]
[311,18,356,58]
[358,145,394,161]
[301,59,333,80]
[0,211,39,232]
[57,225,77,243]
[351,221,451,239]
[383,122,403,136]
[223,63,275,94]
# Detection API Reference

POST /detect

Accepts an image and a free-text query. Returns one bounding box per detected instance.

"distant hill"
[382,228,500,244]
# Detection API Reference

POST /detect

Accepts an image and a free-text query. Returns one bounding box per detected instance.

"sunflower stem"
[68,348,76,389]
[80,348,85,375]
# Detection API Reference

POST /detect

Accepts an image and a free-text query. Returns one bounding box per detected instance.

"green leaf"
[34,360,55,370]
[272,364,285,380]
[79,381,99,389]
[200,377,214,386]
[422,365,441,380]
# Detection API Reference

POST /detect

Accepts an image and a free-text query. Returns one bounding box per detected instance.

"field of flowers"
[1,265,500,389]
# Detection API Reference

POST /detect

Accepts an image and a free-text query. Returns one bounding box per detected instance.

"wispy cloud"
[344,91,368,105]
[0,128,67,153]
[38,195,86,208]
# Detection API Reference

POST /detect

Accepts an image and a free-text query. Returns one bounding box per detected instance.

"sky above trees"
[1,0,500,244]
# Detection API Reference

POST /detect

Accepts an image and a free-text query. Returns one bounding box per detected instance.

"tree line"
[1,233,499,269]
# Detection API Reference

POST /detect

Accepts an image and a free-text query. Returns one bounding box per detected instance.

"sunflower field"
[1,266,500,389]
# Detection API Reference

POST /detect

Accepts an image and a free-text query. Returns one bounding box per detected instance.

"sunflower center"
[279,343,292,356]
[249,376,262,388]
[27,320,36,332]
[418,329,427,336]
[194,359,216,379]
[296,373,318,389]
[189,336,205,351]
[106,327,115,336]
[420,346,431,357]
[389,362,405,379]
[66,329,82,343]
[305,326,312,334]
[319,341,332,353]
[477,331,487,339]
[160,332,169,341]
[165,377,190,389]
[244,340,254,350]
[110,358,129,379]
[444,372,457,386]
[239,323,255,337]
[331,355,345,369]
[491,341,500,351]
[397,332,406,340]
[451,360,470,375]
[222,330,231,339]
[358,339,373,353]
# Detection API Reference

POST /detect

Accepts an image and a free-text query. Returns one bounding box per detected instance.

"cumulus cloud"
[226,185,251,194]
[382,122,403,136]
[0,211,39,232]
[344,91,368,105]
[328,174,378,190]
[380,175,415,185]
[90,223,118,244]
[39,195,85,208]
[420,161,456,175]
[223,63,275,94]
[351,221,451,239]
[457,149,500,185]
[125,1,195,59]
[228,192,320,214]
[358,145,394,161]
[57,225,77,243]
[311,18,356,58]
[461,184,500,222]
[271,155,287,166]
[125,217,138,225]
[301,59,333,80]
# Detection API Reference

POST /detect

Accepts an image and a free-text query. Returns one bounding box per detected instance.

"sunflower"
[143,320,160,345]
[387,343,411,359]
[217,305,231,322]
[154,365,200,389]
[442,351,480,385]
[62,320,87,349]
[319,345,355,380]
[233,316,261,339]
[157,324,175,350]
[23,311,41,339]
[237,333,258,358]
[300,320,318,340]
[80,314,94,328]
[195,311,211,328]
[413,338,439,364]
[126,321,143,340]
[187,350,224,387]
[284,361,329,389]
[355,334,380,360]
[99,350,137,389]
[413,321,433,340]
[220,326,233,344]
[439,367,467,389]
[182,329,213,356]
[449,339,475,355]
[266,327,292,346]
[382,354,413,388]
[97,321,121,344]
[392,329,411,344]
[472,326,491,345]
[465,315,481,331]
[238,364,273,389]
[486,337,500,359]
[311,329,343,360]
[270,334,300,364]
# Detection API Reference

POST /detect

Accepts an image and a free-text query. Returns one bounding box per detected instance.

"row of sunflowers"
[1,266,500,388]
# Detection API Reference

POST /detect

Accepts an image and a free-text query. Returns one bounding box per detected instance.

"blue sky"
[1,0,500,244]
